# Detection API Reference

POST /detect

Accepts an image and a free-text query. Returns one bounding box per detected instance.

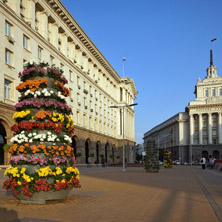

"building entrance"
[0,123,6,165]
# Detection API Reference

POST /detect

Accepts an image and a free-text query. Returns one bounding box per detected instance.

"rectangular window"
[220,88,222,96]
[38,46,42,59]
[77,76,80,88]
[5,49,12,65]
[5,21,12,36]
[212,89,215,96]
[69,88,73,100]
[77,93,80,103]
[23,35,29,49]
[50,55,54,66]
[205,89,208,97]
[69,70,73,81]
[120,87,123,101]
[4,80,11,99]
[77,111,81,124]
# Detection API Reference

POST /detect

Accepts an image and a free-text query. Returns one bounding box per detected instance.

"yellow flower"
[17,181,22,185]
[20,168,26,174]
[55,167,62,175]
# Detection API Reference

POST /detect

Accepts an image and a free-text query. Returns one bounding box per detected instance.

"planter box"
[16,189,71,204]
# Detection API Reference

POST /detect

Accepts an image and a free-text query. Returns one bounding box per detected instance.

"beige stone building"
[0,0,137,165]
[144,50,222,163]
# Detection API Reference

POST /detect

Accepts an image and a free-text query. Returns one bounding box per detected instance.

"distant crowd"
[200,155,216,169]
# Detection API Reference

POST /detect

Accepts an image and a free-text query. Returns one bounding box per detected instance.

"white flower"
[28,133,32,137]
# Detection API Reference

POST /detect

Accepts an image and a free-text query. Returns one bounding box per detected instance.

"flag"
[211,38,217,42]
[123,57,126,61]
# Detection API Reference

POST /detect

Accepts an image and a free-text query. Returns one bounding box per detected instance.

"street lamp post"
[109,103,138,172]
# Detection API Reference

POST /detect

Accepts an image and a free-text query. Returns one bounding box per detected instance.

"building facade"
[144,50,222,163]
[0,0,137,165]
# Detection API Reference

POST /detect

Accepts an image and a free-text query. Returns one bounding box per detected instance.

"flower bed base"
[16,189,71,204]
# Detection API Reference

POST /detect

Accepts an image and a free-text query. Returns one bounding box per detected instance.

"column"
[218,112,222,144]
[189,114,194,145]
[198,114,203,144]
[208,113,212,144]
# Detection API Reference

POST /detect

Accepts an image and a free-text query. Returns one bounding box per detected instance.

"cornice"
[46,0,122,83]
[186,103,222,110]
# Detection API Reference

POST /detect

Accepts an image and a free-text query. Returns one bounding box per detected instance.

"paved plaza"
[0,165,222,222]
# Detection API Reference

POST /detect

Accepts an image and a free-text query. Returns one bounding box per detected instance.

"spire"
[210,49,213,66]
[206,49,217,78]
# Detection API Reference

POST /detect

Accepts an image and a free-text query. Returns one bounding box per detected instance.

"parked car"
[173,160,180,165]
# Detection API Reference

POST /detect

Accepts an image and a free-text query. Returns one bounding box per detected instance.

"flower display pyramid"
[3,61,80,203]
[163,149,173,168]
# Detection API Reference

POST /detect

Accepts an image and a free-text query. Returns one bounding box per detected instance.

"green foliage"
[3,144,11,152]
[144,140,160,173]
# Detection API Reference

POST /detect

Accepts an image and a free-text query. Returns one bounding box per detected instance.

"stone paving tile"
[0,166,221,222]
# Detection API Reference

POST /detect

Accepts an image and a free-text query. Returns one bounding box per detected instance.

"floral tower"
[3,61,80,204]
[163,149,173,168]
[144,140,160,173]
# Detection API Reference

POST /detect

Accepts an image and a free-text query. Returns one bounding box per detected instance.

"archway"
[96,142,100,163]
[0,123,6,165]
[202,150,208,159]
[105,143,109,163]
[72,136,77,158]
[112,146,115,163]
[85,139,90,163]
[213,150,219,159]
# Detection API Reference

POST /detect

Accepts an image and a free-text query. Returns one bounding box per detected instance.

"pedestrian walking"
[208,155,213,168]
[87,156,91,168]
[200,156,206,169]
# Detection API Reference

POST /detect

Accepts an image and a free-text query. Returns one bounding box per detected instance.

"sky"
[61,0,222,144]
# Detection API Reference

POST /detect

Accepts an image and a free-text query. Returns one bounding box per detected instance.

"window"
[38,46,42,59]
[77,93,80,103]
[4,80,11,99]
[89,116,93,129]
[120,87,123,101]
[5,21,12,36]
[69,70,73,82]
[60,63,64,71]
[202,115,207,120]
[50,55,54,66]
[205,89,208,97]
[5,49,12,65]
[213,139,217,144]
[77,76,80,88]
[212,114,217,119]
[212,89,215,96]
[212,130,217,136]
[23,35,29,49]
[69,88,73,101]
[220,88,222,96]
[77,111,81,124]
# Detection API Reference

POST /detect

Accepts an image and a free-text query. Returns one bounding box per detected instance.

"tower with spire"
[206,49,218,78]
